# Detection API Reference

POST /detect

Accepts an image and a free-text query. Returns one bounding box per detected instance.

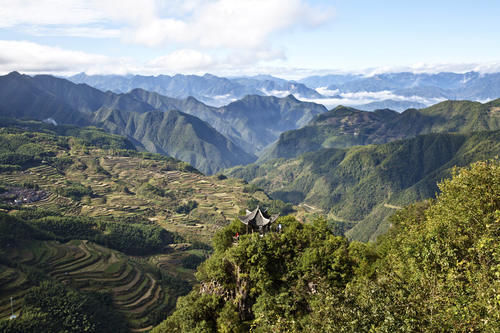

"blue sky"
[0,0,499,78]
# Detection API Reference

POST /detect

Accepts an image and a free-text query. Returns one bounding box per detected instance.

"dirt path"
[384,203,402,209]
[300,203,322,212]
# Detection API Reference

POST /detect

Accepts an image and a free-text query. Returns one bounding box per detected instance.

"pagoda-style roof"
[238,206,279,230]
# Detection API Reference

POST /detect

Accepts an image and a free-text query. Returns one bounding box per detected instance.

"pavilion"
[238,206,279,234]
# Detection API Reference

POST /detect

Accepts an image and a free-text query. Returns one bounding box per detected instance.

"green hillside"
[228,131,500,241]
[93,108,255,175]
[153,160,500,332]
[0,119,283,331]
[261,99,500,161]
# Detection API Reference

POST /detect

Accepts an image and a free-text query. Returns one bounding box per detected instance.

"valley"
[0,72,499,332]
[2,2,500,331]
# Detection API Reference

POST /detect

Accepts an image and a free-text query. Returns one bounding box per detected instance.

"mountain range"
[2,70,500,240]
[69,71,500,112]
[68,73,322,107]
[0,72,252,174]
[127,89,326,154]
[299,71,500,100]
[0,72,326,173]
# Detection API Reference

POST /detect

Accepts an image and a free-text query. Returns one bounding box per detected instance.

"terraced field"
[0,149,265,243]
[0,240,173,330]
[0,127,295,331]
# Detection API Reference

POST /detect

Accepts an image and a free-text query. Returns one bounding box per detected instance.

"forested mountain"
[0,72,255,174]
[228,130,500,241]
[128,89,327,155]
[154,160,500,332]
[261,99,500,161]
[0,72,91,126]
[93,108,254,174]
[68,73,322,106]
[215,95,327,154]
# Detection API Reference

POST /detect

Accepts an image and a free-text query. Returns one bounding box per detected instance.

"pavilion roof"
[238,206,279,227]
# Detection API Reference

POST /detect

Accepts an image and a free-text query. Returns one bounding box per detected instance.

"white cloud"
[26,26,121,39]
[0,40,134,75]
[300,91,445,110]
[148,49,215,72]
[361,62,500,77]
[0,40,283,76]
[0,0,103,27]
[187,0,320,49]
[315,87,340,96]
[0,1,334,72]
[118,0,332,51]
[0,0,332,52]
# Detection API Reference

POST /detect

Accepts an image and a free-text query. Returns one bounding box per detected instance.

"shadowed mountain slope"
[0,72,255,174]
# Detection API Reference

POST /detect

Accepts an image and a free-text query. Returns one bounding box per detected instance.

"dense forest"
[155,160,500,332]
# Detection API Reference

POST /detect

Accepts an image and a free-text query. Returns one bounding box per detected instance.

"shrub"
[176,200,198,214]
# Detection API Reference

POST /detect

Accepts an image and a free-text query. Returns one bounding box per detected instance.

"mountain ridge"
[261,98,500,161]
[0,72,255,174]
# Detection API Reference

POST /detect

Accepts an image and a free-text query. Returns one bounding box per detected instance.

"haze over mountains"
[69,71,500,111]
[69,73,322,107]
[0,72,326,173]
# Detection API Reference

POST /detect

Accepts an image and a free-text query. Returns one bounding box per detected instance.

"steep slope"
[0,72,91,125]
[217,95,327,154]
[260,106,399,161]
[0,72,255,174]
[154,161,500,333]
[128,89,327,155]
[262,99,500,161]
[228,130,500,241]
[94,108,256,174]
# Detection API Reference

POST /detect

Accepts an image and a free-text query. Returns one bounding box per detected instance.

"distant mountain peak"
[7,71,23,78]
[185,96,201,102]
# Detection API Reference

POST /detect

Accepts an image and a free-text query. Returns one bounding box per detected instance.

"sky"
[1,0,500,79]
